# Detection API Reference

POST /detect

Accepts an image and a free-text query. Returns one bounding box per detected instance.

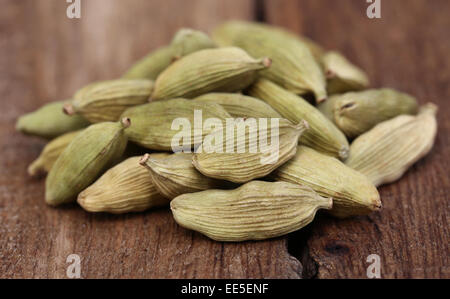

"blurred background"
[0,0,448,278]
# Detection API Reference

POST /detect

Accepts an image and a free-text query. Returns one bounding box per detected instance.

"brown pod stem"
[121,117,131,128]
[262,57,272,68]
[63,103,75,116]
[171,55,181,63]
[317,97,327,104]
[139,153,151,166]
[325,70,336,79]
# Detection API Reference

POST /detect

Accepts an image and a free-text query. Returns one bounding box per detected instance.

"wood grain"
[0,0,302,279]
[1,0,448,279]
[264,0,450,278]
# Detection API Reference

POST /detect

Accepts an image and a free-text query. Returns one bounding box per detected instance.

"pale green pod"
[78,155,169,214]
[122,45,176,80]
[65,79,154,123]
[121,98,231,151]
[248,79,349,160]
[170,28,216,58]
[215,20,314,48]
[213,21,327,103]
[317,94,336,121]
[171,181,333,242]
[194,93,281,118]
[326,88,419,139]
[28,130,82,177]
[346,104,438,187]
[151,47,271,101]
[16,101,89,139]
[273,146,382,218]
[140,153,226,199]
[301,37,325,63]
[192,119,308,183]
[45,118,130,206]
[123,29,216,80]
[323,51,370,94]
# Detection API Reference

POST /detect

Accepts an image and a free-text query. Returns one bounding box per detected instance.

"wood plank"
[0,0,303,278]
[263,0,450,278]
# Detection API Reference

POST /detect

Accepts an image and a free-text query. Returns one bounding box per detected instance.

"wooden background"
[0,0,448,278]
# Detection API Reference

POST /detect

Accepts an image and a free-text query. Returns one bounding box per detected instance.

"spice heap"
[16,21,438,242]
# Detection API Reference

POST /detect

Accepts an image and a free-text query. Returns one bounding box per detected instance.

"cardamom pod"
[45,118,130,206]
[301,37,325,63]
[122,98,231,151]
[171,181,333,242]
[122,45,176,80]
[213,21,327,102]
[123,28,215,80]
[346,104,438,187]
[140,153,227,199]
[16,101,89,139]
[78,155,169,214]
[248,79,349,160]
[28,130,81,177]
[192,119,308,183]
[273,146,381,218]
[323,51,370,94]
[170,28,216,58]
[64,79,153,123]
[319,88,419,139]
[316,93,335,121]
[194,93,281,118]
[151,47,271,101]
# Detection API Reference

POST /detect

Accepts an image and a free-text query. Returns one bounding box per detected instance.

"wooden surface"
[0,0,448,278]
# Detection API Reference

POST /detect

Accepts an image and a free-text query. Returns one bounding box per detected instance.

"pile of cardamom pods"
[16,21,438,242]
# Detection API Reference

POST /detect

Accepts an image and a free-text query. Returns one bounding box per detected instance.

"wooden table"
[1,0,448,278]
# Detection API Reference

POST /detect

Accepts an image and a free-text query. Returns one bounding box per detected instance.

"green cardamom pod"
[213,21,327,103]
[64,79,154,123]
[301,37,325,63]
[16,101,89,139]
[45,118,130,206]
[346,104,438,187]
[194,93,281,118]
[323,51,370,95]
[273,146,381,218]
[192,119,308,183]
[122,98,231,151]
[28,130,82,177]
[248,79,349,160]
[140,153,227,199]
[78,155,169,214]
[122,45,176,80]
[151,47,271,100]
[316,93,335,121]
[319,88,419,139]
[170,28,216,58]
[171,181,333,242]
[123,29,215,80]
